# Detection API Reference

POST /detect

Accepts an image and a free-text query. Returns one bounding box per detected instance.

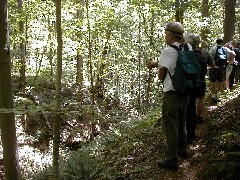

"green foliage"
[5,0,240,179]
[8,0,239,113]
[28,110,160,179]
[59,149,100,180]
[28,166,54,180]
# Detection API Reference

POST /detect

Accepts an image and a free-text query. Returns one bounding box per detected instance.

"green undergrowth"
[29,111,163,179]
[29,86,240,180]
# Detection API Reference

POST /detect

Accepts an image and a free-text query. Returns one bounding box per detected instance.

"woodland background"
[0,0,240,179]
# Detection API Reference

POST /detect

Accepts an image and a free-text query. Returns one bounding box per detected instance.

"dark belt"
[165,90,178,94]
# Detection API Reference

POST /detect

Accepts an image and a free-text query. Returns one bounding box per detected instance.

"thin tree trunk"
[223,0,236,43]
[95,32,111,99]
[53,0,62,179]
[86,0,94,105]
[201,0,210,48]
[137,13,141,110]
[18,0,26,91]
[0,0,21,179]
[86,0,96,140]
[175,0,184,23]
[47,13,55,80]
[34,47,47,81]
[144,10,155,112]
[76,0,84,102]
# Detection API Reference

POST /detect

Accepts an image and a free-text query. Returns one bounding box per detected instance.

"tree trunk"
[223,0,236,43]
[53,0,62,179]
[86,0,96,141]
[0,0,21,179]
[18,0,26,91]
[201,0,210,48]
[144,10,155,112]
[47,12,55,80]
[137,13,141,110]
[86,0,94,105]
[76,0,84,102]
[175,0,184,24]
[95,32,111,99]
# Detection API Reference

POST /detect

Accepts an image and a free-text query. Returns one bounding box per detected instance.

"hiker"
[156,22,190,171]
[233,40,240,84]
[209,38,235,103]
[229,41,237,89]
[184,33,215,144]
[224,41,235,90]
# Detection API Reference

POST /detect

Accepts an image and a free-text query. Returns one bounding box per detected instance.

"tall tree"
[201,0,210,48]
[76,0,84,102]
[0,0,21,179]
[86,0,94,105]
[17,0,26,91]
[223,0,236,43]
[175,0,183,23]
[137,12,141,110]
[52,0,62,179]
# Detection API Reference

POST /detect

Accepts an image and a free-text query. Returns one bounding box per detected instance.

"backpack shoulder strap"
[168,44,182,78]
[170,44,188,51]
[183,44,189,51]
[195,47,203,60]
[170,44,180,51]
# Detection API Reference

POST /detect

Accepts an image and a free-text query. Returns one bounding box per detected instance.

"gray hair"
[184,33,201,47]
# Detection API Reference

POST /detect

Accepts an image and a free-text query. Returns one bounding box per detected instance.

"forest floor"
[128,86,240,180]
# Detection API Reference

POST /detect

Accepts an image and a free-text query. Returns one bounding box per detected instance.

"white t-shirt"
[159,42,192,92]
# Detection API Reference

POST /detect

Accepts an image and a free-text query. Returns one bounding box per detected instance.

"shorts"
[195,81,206,98]
[226,64,233,78]
[235,65,240,77]
[209,67,226,82]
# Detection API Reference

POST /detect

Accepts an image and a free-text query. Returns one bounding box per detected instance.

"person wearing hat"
[155,22,191,171]
[184,33,215,144]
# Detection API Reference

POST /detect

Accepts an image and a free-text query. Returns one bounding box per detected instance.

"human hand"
[146,61,158,69]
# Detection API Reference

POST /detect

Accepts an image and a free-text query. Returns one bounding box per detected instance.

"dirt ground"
[146,89,240,180]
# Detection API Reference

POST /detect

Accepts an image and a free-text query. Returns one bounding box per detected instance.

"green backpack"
[169,44,202,95]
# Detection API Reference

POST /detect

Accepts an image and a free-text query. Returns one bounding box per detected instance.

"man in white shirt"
[157,22,189,171]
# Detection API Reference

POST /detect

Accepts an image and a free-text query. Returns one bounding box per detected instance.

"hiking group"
[146,21,240,171]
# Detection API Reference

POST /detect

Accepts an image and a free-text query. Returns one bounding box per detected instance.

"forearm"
[158,67,168,81]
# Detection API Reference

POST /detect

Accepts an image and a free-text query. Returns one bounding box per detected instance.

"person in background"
[233,40,240,84]
[156,22,190,171]
[224,41,235,90]
[228,41,237,89]
[184,33,215,143]
[209,38,235,103]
